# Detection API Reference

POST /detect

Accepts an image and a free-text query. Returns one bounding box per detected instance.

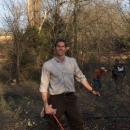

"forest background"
[0,0,130,129]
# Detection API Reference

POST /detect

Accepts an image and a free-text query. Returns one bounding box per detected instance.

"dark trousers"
[114,77,125,92]
[47,93,84,130]
[93,78,102,89]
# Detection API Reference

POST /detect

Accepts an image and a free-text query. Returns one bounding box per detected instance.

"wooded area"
[0,0,130,129]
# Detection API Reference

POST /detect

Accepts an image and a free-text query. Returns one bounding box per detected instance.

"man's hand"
[44,104,53,115]
[82,80,101,97]
[41,105,57,117]
[92,90,100,96]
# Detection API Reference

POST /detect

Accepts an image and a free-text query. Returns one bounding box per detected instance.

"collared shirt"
[112,63,125,78]
[93,69,103,79]
[93,69,109,79]
[39,56,86,95]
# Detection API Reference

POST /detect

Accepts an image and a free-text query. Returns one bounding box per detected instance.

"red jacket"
[94,69,109,79]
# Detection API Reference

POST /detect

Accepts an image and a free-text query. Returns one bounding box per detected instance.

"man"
[39,39,100,130]
[93,67,110,90]
[112,58,126,93]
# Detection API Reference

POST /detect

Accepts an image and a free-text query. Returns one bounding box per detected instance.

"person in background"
[39,38,100,130]
[93,67,110,90]
[112,58,126,93]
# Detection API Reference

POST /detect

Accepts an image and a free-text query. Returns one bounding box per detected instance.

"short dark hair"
[54,39,67,47]
[115,58,119,62]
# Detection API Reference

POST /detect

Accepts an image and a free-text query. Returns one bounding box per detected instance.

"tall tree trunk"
[27,0,41,28]
[34,0,41,28]
[73,0,78,57]
[14,37,20,84]
[16,51,20,84]
[27,0,34,26]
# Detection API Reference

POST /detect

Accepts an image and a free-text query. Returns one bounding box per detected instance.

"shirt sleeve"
[72,58,87,83]
[39,62,50,92]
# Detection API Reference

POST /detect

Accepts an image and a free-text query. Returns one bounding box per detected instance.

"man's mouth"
[58,50,63,53]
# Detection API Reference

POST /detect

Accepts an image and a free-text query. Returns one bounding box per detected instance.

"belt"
[50,92,74,96]
[61,92,73,96]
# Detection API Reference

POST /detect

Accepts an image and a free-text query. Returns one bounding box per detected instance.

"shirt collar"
[54,56,66,63]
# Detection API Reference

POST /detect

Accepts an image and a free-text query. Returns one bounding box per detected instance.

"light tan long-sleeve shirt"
[39,56,86,95]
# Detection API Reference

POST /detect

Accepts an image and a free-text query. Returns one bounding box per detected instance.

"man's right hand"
[44,104,53,115]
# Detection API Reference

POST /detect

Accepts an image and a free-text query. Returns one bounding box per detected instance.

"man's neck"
[56,55,65,62]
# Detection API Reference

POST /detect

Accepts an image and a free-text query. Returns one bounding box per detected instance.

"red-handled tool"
[52,114,64,130]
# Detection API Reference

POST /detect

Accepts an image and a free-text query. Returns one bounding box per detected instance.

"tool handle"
[52,114,64,130]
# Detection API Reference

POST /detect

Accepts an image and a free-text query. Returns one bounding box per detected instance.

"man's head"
[100,67,105,72]
[54,39,67,48]
[54,39,67,57]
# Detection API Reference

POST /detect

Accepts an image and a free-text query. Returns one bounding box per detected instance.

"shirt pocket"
[64,69,74,80]
[51,69,58,78]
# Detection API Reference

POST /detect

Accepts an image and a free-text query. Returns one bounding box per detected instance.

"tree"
[1,0,129,83]
[1,0,27,84]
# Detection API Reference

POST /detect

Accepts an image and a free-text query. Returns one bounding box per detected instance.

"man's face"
[55,42,66,56]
